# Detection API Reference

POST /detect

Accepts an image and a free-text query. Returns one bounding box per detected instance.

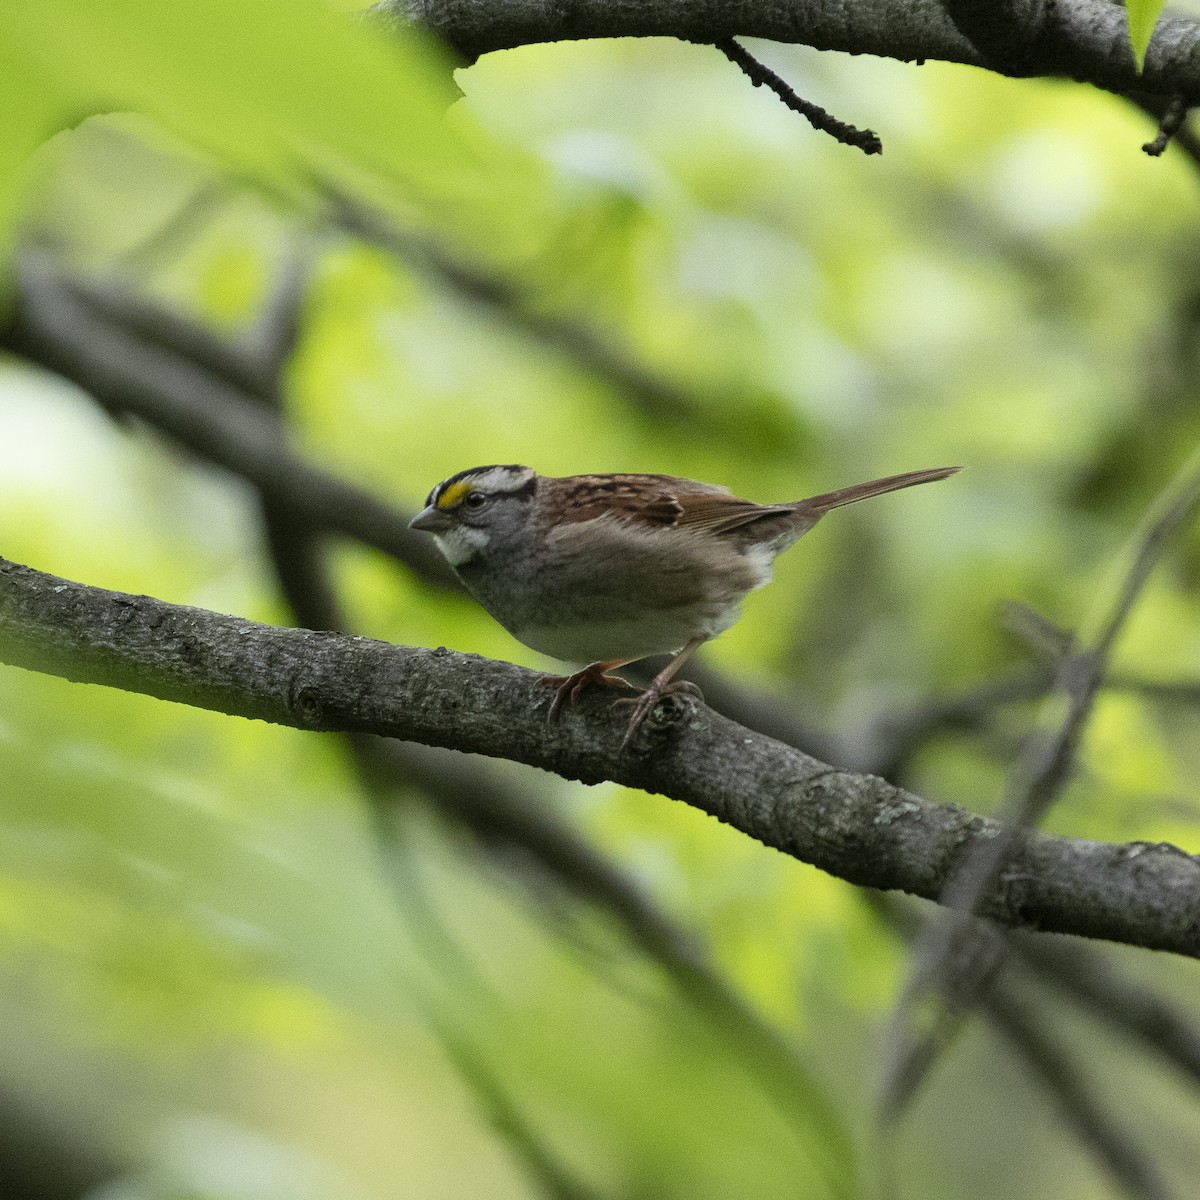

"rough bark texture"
[3,556,1197,957]
[368,0,1200,105]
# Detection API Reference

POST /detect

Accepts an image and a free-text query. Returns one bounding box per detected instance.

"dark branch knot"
[290,682,325,725]
[623,688,704,755]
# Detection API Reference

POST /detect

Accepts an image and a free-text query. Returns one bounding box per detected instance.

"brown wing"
[539,466,960,539]
[672,493,795,535]
[544,473,730,528]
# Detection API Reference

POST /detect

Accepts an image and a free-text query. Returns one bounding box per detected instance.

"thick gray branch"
[2,556,1198,956]
[369,0,983,64]
[370,0,1200,104]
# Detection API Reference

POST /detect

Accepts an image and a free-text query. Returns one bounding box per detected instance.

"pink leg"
[614,637,707,753]
[543,658,637,721]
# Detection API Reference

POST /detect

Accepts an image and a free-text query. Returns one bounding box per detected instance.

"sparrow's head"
[409,464,538,566]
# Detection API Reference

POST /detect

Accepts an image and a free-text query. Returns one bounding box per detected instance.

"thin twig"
[867,893,1009,1117]
[712,38,883,155]
[112,178,235,275]
[321,182,750,433]
[1143,94,1190,157]
[866,659,1200,780]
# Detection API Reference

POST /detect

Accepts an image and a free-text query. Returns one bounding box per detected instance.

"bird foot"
[543,662,632,721]
[614,680,704,754]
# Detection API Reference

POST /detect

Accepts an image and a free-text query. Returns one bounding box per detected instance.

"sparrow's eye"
[463,490,488,511]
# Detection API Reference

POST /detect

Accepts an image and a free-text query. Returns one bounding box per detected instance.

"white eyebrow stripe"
[465,465,535,494]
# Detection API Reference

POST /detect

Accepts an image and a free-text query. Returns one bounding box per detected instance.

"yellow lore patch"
[436,479,473,510]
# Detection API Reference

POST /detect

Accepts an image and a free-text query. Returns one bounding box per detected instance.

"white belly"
[515,607,738,664]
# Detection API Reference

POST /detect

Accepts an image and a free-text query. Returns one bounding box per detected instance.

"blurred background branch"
[880,446,1200,1125]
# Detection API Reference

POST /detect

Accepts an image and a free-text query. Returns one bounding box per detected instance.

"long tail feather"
[799,466,961,513]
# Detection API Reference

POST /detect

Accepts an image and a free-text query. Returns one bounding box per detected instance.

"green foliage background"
[1,2,1200,1197]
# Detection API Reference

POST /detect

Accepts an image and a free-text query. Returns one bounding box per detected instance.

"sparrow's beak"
[409,505,453,533]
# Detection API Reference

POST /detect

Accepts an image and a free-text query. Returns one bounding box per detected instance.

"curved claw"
[614,679,705,753]
[542,661,632,722]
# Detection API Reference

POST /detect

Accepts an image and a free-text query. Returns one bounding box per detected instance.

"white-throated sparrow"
[410,464,960,750]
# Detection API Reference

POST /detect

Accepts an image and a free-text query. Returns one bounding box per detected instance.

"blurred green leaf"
[1126,0,1166,69]
[0,0,532,264]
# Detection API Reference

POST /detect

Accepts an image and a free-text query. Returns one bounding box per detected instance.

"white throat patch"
[435,525,489,566]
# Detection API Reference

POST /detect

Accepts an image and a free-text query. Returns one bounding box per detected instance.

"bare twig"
[240,240,320,398]
[1128,94,1200,171]
[861,665,1055,777]
[867,894,1008,1117]
[113,178,235,276]
[711,39,882,154]
[864,658,1200,779]
[1143,94,1190,157]
[322,184,760,435]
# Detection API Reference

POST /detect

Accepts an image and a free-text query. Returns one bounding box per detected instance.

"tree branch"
[367,0,1200,105]
[711,37,882,154]
[1,555,1197,956]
